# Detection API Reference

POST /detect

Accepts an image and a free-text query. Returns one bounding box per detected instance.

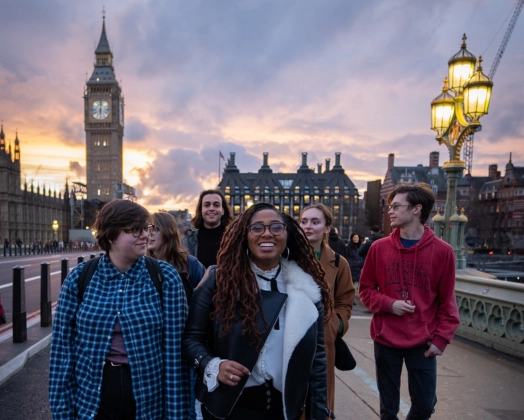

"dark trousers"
[202,380,284,420]
[374,342,437,420]
[96,363,136,420]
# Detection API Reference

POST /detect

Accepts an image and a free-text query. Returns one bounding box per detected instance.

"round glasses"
[388,204,412,212]
[122,224,159,237]
[248,223,286,236]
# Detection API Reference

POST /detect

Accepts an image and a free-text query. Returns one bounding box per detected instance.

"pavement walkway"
[1,298,524,419]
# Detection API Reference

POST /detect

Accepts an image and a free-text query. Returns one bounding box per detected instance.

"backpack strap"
[144,256,164,302]
[78,257,101,302]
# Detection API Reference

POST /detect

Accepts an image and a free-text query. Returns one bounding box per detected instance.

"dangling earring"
[281,247,290,261]
[246,248,252,259]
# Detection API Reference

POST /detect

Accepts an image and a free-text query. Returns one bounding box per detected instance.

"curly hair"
[214,202,333,347]
[191,189,234,229]
[148,212,189,274]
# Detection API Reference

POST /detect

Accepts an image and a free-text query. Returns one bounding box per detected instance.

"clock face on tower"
[91,100,110,120]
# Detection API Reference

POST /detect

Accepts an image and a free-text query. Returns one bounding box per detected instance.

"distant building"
[84,16,135,201]
[0,125,70,244]
[476,155,524,252]
[167,209,193,235]
[364,179,381,229]
[218,151,360,239]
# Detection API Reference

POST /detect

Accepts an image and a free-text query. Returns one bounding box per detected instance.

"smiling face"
[352,234,360,243]
[201,193,224,229]
[300,207,330,251]
[247,209,288,270]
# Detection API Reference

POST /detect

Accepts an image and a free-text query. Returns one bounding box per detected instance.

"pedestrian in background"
[300,203,355,416]
[359,183,460,419]
[184,202,334,420]
[358,225,382,262]
[327,226,347,259]
[347,233,364,290]
[183,189,233,268]
[49,199,189,419]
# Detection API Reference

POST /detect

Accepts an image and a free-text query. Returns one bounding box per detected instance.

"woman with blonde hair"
[300,203,355,416]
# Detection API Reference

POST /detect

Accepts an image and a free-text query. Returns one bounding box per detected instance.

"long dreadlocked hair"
[213,202,333,347]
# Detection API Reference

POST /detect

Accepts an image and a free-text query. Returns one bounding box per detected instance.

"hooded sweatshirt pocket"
[372,316,432,348]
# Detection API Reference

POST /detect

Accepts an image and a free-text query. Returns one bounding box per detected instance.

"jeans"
[374,342,437,420]
[96,363,136,420]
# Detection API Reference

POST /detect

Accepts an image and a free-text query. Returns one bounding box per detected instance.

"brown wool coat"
[302,242,355,419]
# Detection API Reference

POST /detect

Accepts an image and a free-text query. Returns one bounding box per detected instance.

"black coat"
[182,263,333,420]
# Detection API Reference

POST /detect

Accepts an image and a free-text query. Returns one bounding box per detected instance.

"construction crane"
[464,0,523,175]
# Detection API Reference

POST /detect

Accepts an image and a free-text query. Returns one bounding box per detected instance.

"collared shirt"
[247,263,286,392]
[49,255,189,420]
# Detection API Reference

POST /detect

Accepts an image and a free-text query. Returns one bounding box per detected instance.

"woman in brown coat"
[300,204,355,417]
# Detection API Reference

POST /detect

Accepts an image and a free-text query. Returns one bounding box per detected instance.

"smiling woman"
[183,202,335,420]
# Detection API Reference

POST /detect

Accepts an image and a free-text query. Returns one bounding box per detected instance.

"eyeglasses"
[388,204,412,212]
[122,224,158,237]
[248,223,286,236]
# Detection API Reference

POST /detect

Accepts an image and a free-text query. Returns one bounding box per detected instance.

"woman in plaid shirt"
[49,200,190,419]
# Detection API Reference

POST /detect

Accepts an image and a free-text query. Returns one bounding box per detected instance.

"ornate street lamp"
[430,34,493,269]
[52,220,59,241]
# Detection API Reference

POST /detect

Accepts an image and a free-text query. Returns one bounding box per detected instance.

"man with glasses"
[359,182,460,420]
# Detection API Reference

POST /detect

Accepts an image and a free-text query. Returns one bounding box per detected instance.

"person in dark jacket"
[327,227,347,260]
[183,202,334,420]
[358,225,382,262]
[347,233,364,288]
[182,190,233,269]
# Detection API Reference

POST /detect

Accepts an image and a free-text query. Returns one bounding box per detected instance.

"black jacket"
[358,233,382,261]
[183,262,333,420]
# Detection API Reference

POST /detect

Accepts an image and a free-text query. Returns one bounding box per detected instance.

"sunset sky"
[1,0,522,212]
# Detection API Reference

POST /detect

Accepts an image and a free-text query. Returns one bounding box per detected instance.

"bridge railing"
[455,271,524,358]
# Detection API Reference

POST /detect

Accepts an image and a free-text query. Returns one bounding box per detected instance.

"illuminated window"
[225,186,230,193]
[284,205,290,214]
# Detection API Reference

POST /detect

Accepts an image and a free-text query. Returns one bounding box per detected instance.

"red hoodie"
[359,226,460,351]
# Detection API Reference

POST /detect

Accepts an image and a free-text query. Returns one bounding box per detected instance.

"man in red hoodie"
[359,182,460,420]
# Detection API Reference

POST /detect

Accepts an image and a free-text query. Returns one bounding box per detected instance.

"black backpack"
[78,256,164,303]
[77,256,194,304]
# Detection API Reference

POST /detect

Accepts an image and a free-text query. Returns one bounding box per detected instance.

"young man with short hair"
[359,182,460,420]
[183,190,233,268]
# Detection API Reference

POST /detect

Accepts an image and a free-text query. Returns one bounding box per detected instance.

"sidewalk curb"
[0,333,52,387]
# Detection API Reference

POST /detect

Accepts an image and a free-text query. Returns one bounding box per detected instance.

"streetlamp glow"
[430,34,493,269]
[52,220,59,240]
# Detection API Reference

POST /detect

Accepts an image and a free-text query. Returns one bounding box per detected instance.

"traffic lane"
[0,253,95,324]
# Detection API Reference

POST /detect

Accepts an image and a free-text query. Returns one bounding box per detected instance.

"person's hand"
[391,300,416,316]
[424,342,443,358]
[218,360,250,386]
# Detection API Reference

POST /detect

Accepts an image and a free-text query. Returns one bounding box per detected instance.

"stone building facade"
[0,125,70,245]
[218,151,360,240]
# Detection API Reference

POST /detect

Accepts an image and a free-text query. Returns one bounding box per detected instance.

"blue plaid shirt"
[49,255,189,419]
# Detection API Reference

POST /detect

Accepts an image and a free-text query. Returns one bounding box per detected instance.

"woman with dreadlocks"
[183,202,334,420]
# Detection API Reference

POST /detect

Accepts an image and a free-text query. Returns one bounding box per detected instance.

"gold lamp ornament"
[447,34,477,94]
[431,79,455,137]
[463,56,493,121]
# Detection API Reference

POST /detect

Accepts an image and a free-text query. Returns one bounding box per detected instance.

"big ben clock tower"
[84,15,125,200]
